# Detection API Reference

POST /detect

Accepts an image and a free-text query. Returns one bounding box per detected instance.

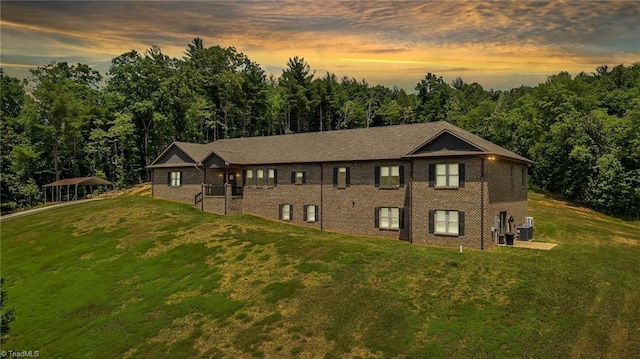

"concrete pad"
[510,240,558,250]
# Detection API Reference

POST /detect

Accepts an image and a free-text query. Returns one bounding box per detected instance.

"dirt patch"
[150,315,198,344]
[141,223,232,258]
[612,236,638,246]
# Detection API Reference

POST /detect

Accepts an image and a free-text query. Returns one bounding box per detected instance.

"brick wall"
[321,161,409,241]
[241,164,323,230]
[411,157,485,248]
[483,158,528,248]
[152,156,528,250]
[486,159,527,204]
[152,167,202,204]
[203,196,225,214]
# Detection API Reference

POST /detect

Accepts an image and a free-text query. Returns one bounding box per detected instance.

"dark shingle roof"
[174,142,213,163]
[151,121,532,167]
[207,121,531,164]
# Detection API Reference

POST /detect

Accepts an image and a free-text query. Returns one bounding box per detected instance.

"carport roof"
[43,177,114,187]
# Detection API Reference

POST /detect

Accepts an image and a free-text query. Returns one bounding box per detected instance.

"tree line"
[1,38,638,218]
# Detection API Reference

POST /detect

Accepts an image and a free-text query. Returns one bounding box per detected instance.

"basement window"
[304,204,318,222]
[279,204,292,221]
[375,207,404,230]
[429,210,465,236]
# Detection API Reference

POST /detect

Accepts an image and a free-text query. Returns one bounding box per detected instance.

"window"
[303,204,318,222]
[377,166,401,187]
[429,210,465,236]
[521,167,527,189]
[510,165,515,188]
[429,163,464,188]
[338,167,347,187]
[436,163,458,187]
[292,171,306,184]
[279,204,292,221]
[333,167,350,188]
[375,207,403,230]
[168,171,181,187]
[256,169,265,186]
[268,168,276,186]
[244,169,254,186]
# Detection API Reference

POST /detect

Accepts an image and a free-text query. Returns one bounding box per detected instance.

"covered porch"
[194,166,244,215]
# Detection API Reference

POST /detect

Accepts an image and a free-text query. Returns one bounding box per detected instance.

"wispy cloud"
[1,1,638,89]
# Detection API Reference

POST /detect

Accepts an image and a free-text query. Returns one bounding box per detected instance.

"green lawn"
[1,191,639,358]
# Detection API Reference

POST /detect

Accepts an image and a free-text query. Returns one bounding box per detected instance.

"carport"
[43,177,114,203]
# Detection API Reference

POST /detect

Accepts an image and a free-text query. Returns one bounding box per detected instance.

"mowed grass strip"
[2,192,640,358]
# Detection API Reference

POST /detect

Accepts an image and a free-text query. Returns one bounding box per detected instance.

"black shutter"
[302,172,307,184]
[314,205,319,220]
[290,205,293,220]
[243,170,247,186]
[346,167,351,186]
[374,207,380,228]
[279,204,283,220]
[291,171,296,184]
[375,166,380,187]
[399,166,405,187]
[459,211,465,236]
[429,164,435,187]
[459,163,465,188]
[303,205,308,221]
[333,167,338,187]
[399,208,405,229]
[167,171,171,186]
[428,210,434,234]
[274,169,278,186]
[179,171,183,186]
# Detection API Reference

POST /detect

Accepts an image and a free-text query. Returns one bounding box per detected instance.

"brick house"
[149,121,532,249]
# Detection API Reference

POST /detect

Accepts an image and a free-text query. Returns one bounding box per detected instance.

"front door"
[499,211,507,236]
[228,172,237,188]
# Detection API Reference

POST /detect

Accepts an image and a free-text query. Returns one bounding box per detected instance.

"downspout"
[409,160,413,244]
[225,166,229,215]
[202,165,206,211]
[319,163,324,231]
[481,157,485,250]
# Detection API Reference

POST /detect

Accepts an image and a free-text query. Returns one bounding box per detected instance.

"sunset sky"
[1,0,639,90]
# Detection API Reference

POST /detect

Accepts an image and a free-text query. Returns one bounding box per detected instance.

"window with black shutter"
[377,166,402,188]
[335,167,348,188]
[292,171,306,184]
[432,210,462,236]
[433,163,462,188]
[377,207,402,230]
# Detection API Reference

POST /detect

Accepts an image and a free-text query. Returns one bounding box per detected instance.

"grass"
[1,191,639,358]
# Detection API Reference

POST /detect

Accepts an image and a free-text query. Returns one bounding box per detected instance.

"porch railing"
[203,185,244,197]
[204,185,225,196]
